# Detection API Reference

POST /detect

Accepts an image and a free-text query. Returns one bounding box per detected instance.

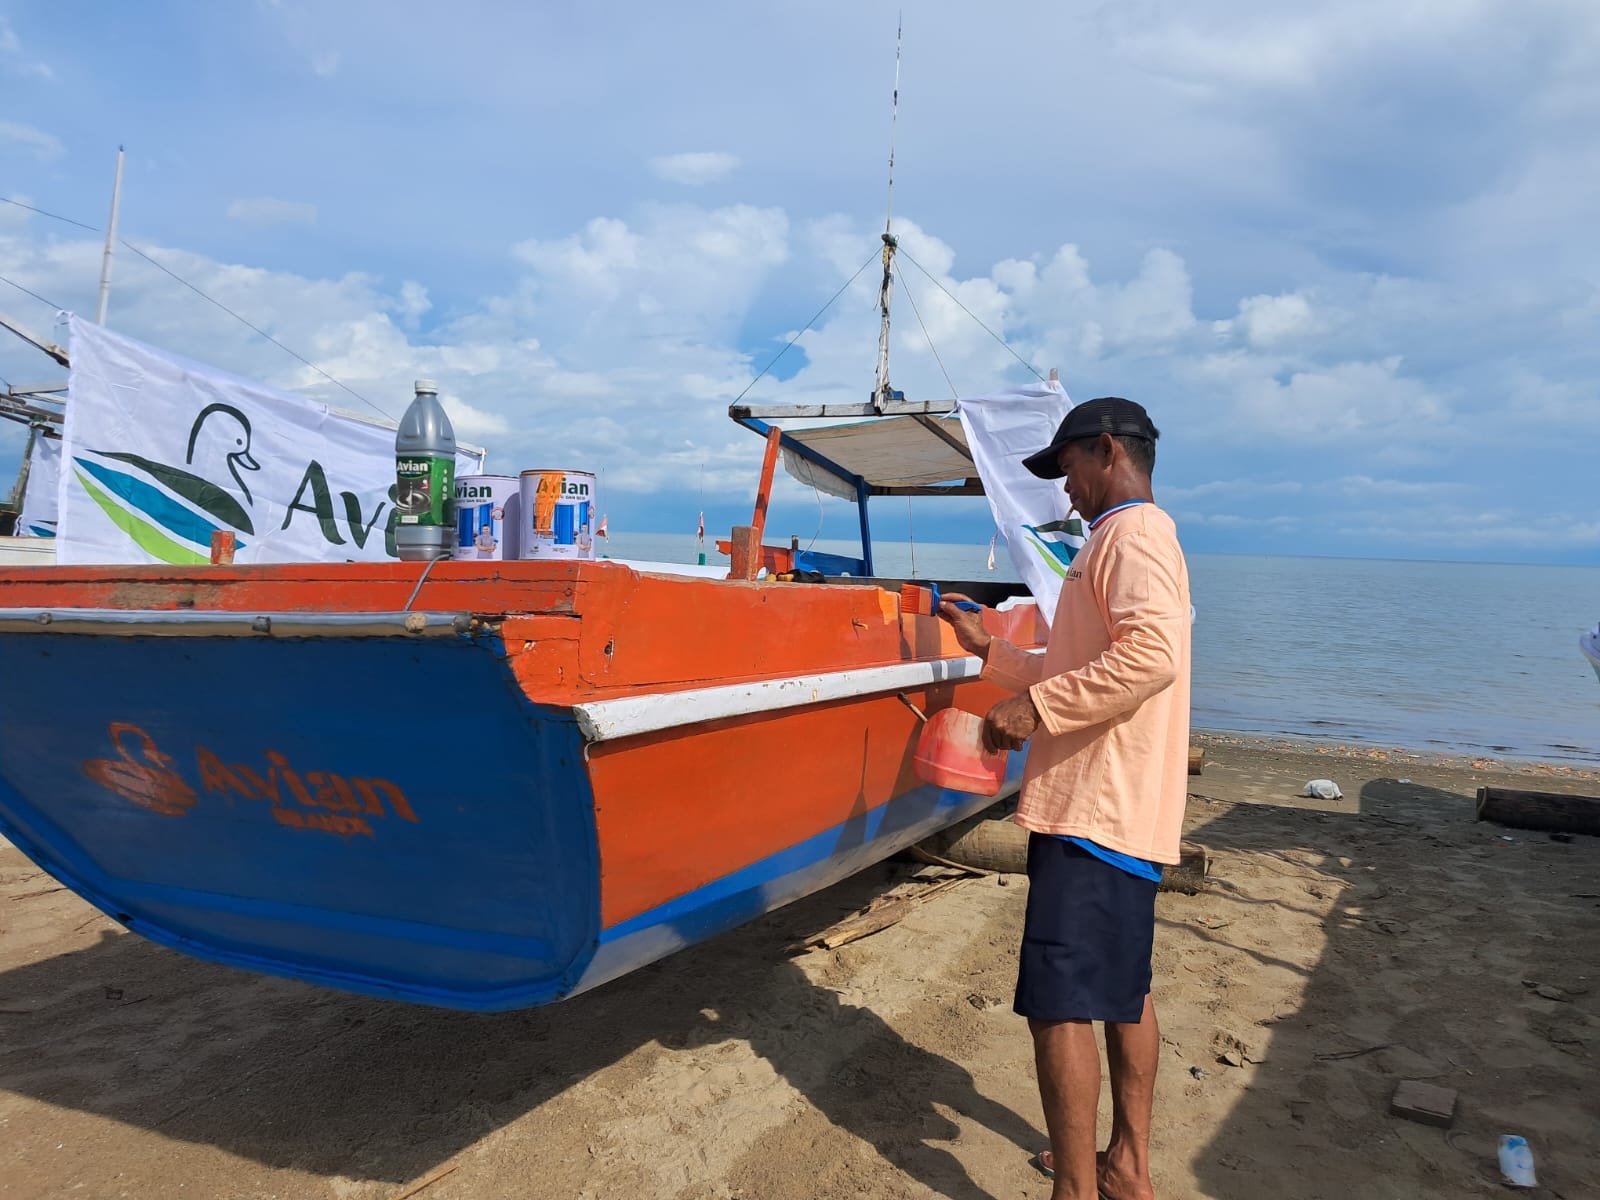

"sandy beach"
[2,734,1596,1199]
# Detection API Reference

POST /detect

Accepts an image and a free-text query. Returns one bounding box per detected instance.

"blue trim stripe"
[579,752,1028,996]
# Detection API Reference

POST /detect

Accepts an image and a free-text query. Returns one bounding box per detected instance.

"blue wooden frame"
[733,415,875,576]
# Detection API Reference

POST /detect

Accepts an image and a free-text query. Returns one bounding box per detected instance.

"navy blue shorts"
[1014,834,1157,1024]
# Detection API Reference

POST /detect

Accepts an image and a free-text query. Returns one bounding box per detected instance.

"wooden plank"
[1476,786,1600,837]
[209,530,236,565]
[790,876,972,952]
[727,525,759,582]
[749,425,783,546]
[1188,745,1205,775]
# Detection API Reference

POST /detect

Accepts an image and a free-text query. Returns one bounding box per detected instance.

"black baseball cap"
[1021,397,1159,479]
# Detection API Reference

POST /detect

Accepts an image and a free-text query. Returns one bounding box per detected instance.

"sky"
[1,0,1597,564]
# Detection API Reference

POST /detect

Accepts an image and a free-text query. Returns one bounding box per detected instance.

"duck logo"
[71,404,262,565]
[82,723,200,817]
[1018,516,1086,579]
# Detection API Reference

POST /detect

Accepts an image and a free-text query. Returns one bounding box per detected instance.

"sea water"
[598,533,1599,765]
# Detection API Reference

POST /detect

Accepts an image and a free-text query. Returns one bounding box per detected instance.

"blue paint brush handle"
[929,584,982,613]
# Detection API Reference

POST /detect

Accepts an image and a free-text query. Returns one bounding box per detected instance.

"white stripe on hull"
[572,651,1039,743]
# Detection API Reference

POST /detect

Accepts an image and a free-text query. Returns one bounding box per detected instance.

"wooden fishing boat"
[0,538,1041,1009]
[0,242,1049,1013]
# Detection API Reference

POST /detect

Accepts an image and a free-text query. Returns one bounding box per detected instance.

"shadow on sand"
[1181,777,1598,1198]
[0,859,1038,1198]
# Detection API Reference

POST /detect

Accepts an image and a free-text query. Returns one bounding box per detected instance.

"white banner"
[16,433,61,538]
[956,380,1086,628]
[56,314,484,565]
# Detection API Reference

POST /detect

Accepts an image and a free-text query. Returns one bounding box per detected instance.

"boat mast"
[872,16,902,413]
[96,146,126,326]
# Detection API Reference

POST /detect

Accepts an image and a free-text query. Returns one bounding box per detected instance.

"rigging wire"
[0,196,97,232]
[899,246,1046,382]
[117,239,394,421]
[0,194,393,421]
[891,262,958,401]
[0,272,64,313]
[731,249,878,407]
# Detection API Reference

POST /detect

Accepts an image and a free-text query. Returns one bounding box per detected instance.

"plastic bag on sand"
[1301,779,1343,800]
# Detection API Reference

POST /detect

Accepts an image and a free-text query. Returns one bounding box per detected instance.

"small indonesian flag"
[697,511,705,540]
[596,514,609,539]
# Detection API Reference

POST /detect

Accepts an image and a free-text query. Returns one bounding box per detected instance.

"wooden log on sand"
[1476,787,1600,837]
[1188,745,1205,775]
[1161,844,1211,895]
[916,815,1210,892]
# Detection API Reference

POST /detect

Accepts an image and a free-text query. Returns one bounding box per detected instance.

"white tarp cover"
[779,415,974,499]
[56,314,485,565]
[1582,623,1600,685]
[15,433,60,537]
[956,379,1086,627]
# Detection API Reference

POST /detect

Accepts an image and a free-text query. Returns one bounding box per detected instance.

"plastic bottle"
[395,379,457,562]
[1497,1135,1537,1188]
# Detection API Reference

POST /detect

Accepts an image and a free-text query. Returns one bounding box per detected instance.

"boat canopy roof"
[729,399,981,500]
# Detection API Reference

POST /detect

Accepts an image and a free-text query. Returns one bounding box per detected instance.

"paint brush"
[900,582,981,616]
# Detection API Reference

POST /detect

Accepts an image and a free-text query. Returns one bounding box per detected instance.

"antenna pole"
[95,145,126,326]
[873,15,902,412]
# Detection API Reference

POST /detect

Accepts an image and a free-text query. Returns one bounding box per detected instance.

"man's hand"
[937,592,992,658]
[983,692,1041,754]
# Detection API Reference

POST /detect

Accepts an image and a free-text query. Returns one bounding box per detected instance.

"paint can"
[454,474,521,561]
[519,470,598,560]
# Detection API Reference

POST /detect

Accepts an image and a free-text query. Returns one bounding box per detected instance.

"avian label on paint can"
[519,470,598,560]
[455,474,522,560]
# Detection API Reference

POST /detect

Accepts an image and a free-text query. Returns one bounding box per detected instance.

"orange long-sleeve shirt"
[983,503,1192,864]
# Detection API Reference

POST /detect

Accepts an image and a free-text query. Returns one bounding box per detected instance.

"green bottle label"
[395,455,456,526]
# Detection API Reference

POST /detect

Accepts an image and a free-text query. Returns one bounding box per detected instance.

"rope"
[731,250,878,406]
[0,271,64,313]
[0,195,393,421]
[892,262,958,400]
[900,247,1046,382]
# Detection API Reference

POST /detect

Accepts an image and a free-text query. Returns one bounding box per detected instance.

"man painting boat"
[940,397,1191,1200]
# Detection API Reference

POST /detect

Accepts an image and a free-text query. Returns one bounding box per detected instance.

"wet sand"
[1,734,1597,1199]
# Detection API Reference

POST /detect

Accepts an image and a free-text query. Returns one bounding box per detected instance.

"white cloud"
[311,52,340,78]
[0,190,1591,554]
[1165,479,1304,503]
[649,152,740,186]
[391,280,431,327]
[1334,475,1464,499]
[1189,352,1448,446]
[1348,506,1600,551]
[0,17,52,80]
[0,121,62,160]
[226,197,319,226]
[1235,292,1317,347]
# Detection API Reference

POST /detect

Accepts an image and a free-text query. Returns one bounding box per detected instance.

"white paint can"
[454,474,522,561]
[519,470,598,560]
